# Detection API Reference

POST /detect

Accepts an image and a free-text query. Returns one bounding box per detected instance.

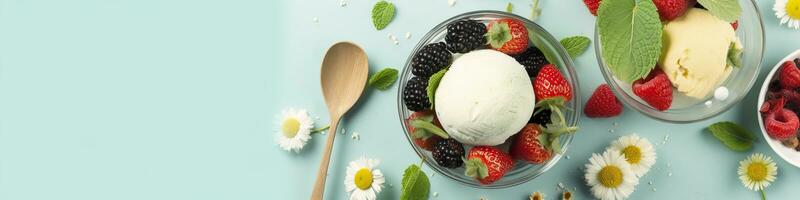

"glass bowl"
[397,10,580,188]
[595,0,764,123]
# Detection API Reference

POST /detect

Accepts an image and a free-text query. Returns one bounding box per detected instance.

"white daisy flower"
[585,150,639,200]
[738,153,778,191]
[774,0,800,30]
[345,157,385,200]
[274,108,314,153]
[606,134,657,177]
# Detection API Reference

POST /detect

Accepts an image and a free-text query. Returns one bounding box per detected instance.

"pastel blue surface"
[1,0,799,199]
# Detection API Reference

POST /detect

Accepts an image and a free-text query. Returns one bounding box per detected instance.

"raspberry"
[584,84,623,118]
[633,69,673,111]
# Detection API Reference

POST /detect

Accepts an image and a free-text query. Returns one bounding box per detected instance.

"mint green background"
[1,0,799,199]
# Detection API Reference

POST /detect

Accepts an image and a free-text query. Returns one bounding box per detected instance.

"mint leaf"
[401,164,430,200]
[372,1,395,30]
[727,42,743,68]
[560,36,591,58]
[368,68,398,90]
[409,119,449,139]
[706,121,755,151]
[427,69,447,108]
[698,0,742,22]
[506,2,514,12]
[528,28,559,65]
[597,0,662,83]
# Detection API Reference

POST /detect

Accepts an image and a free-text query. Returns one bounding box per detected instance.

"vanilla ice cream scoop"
[659,8,742,99]
[434,49,535,146]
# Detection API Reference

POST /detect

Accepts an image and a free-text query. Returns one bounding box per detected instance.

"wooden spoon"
[311,42,368,200]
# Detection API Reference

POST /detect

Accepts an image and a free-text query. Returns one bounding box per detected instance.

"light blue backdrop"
[1,0,799,199]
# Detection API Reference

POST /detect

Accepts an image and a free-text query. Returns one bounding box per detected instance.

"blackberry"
[432,138,464,168]
[403,76,431,111]
[769,80,781,92]
[445,19,487,53]
[411,42,452,77]
[513,47,550,77]
[529,109,552,128]
[794,58,800,67]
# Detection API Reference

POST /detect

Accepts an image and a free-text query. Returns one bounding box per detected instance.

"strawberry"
[780,61,800,89]
[486,18,528,55]
[764,98,800,140]
[584,84,623,118]
[633,69,672,111]
[652,0,691,21]
[405,111,445,151]
[464,146,514,185]
[510,124,552,164]
[731,20,739,30]
[583,0,602,16]
[534,64,573,102]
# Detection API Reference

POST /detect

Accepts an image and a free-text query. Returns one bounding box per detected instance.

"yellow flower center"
[747,162,768,181]
[281,118,301,138]
[598,166,623,188]
[788,0,800,19]
[621,145,642,164]
[354,168,374,190]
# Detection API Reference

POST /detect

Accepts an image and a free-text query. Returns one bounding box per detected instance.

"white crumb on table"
[565,155,571,159]
[433,192,439,197]
[648,181,653,185]
[613,122,619,126]
[714,86,729,101]
[405,32,411,39]
[351,132,360,140]
[668,172,673,177]
[448,0,456,7]
[394,40,399,45]
[339,0,347,7]
[312,17,319,23]
[652,187,657,192]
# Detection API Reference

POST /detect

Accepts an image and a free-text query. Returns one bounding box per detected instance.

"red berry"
[633,69,673,111]
[510,124,552,164]
[652,0,690,21]
[731,20,739,30]
[780,61,800,89]
[584,84,623,118]
[583,0,602,16]
[465,146,514,185]
[405,111,443,151]
[486,18,528,55]
[764,98,800,140]
[534,64,573,102]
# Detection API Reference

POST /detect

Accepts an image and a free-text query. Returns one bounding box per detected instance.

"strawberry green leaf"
[597,0,662,83]
[427,69,447,108]
[560,36,591,58]
[706,121,755,151]
[371,1,395,30]
[697,0,742,22]
[368,67,399,90]
[506,2,514,12]
[464,158,489,179]
[401,164,430,200]
[409,119,449,139]
[486,22,512,48]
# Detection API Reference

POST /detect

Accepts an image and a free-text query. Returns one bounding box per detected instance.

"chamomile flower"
[274,108,314,153]
[585,150,639,200]
[774,0,800,29]
[738,153,778,191]
[345,157,385,200]
[606,134,657,177]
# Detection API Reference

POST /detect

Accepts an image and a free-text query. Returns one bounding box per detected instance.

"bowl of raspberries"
[397,11,579,188]
[758,49,800,168]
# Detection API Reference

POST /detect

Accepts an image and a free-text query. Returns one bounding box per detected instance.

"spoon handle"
[310,118,339,200]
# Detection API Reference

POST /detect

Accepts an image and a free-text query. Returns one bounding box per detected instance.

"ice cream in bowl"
[397,11,580,188]
[596,0,764,122]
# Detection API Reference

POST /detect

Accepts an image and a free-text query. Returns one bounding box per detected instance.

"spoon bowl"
[311,42,368,200]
